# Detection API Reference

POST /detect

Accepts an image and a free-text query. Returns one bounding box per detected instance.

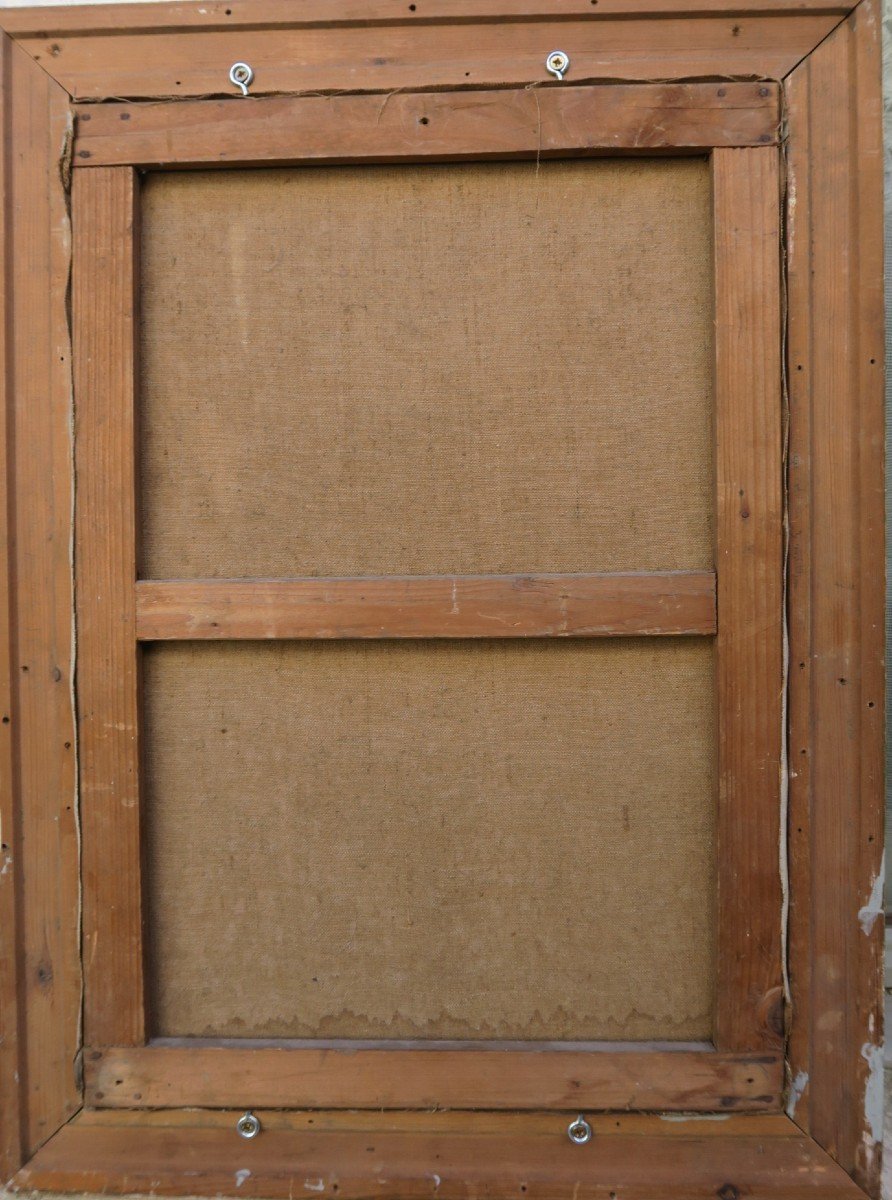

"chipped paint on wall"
[860,1042,884,1172]
[859,850,886,935]
[785,1069,809,1119]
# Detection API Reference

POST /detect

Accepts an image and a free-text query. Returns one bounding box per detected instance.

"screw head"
[229,62,254,94]
[236,1111,261,1139]
[567,1115,593,1145]
[546,50,570,80]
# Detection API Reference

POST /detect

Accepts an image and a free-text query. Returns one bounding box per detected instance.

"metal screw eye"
[567,1114,592,1145]
[236,1111,261,1139]
[546,50,570,81]
[229,62,254,96]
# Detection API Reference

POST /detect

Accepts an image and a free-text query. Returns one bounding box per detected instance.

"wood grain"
[72,167,146,1046]
[72,84,780,169]
[1,34,81,1164]
[135,573,717,641]
[712,148,784,1053]
[84,1044,780,1112]
[15,13,843,101]
[785,1,885,1194]
[0,3,880,1196]
[12,1109,866,1199]
[0,32,23,1182]
[0,1,857,38]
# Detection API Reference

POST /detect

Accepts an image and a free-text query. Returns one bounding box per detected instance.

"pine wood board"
[84,1044,780,1111]
[11,13,844,100]
[0,32,81,1165]
[135,574,717,640]
[712,146,784,1052]
[784,1,886,1192]
[72,166,146,1047]
[71,83,780,168]
[0,1,858,38]
[11,1110,868,1199]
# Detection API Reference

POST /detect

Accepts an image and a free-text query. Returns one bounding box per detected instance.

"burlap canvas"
[144,639,716,1040]
[139,159,714,578]
[140,157,717,1041]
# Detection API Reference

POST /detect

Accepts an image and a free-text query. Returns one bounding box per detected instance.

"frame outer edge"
[0,30,80,1176]
[0,1,863,41]
[0,1,883,1194]
[0,4,855,100]
[0,29,24,1182]
[784,0,885,1194]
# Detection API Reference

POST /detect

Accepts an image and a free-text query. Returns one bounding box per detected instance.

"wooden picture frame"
[0,2,883,1196]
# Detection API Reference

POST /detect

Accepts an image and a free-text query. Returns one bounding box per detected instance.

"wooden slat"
[135,573,717,641]
[0,33,22,1182]
[73,167,146,1046]
[72,84,779,169]
[2,35,81,1163]
[712,148,784,1053]
[84,1045,779,1111]
[785,1,885,1193]
[13,1110,866,1199]
[15,14,843,101]
[0,1,856,38]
